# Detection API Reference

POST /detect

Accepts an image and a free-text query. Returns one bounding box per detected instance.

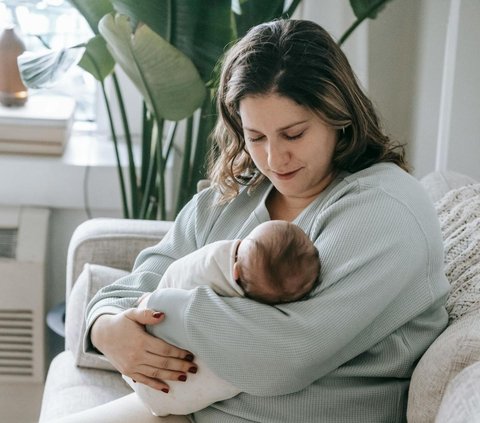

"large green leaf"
[99,13,206,121]
[68,0,114,34]
[233,0,285,38]
[110,0,233,83]
[18,46,85,89]
[349,0,393,20]
[77,35,115,81]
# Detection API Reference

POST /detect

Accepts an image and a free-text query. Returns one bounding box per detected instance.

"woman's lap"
[47,393,192,423]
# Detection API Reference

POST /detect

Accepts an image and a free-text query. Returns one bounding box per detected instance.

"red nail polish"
[178,374,187,382]
[161,388,169,394]
[185,354,194,362]
[188,366,197,374]
[152,312,164,319]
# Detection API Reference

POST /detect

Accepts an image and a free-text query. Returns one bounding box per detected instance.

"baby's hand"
[136,292,152,310]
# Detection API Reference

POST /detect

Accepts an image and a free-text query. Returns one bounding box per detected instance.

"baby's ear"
[233,262,240,281]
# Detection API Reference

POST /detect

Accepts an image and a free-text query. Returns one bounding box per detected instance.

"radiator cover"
[0,207,50,382]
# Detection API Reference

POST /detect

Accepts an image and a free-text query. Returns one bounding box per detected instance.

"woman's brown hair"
[209,19,408,202]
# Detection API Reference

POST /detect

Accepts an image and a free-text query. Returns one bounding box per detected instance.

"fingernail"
[185,354,194,362]
[178,374,187,382]
[188,366,197,374]
[152,311,164,319]
[161,388,169,394]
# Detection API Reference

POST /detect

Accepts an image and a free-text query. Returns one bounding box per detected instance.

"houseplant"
[18,0,393,220]
[20,0,302,219]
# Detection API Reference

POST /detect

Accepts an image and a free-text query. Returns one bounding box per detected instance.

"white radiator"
[0,206,50,382]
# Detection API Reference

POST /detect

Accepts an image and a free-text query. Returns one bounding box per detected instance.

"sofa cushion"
[39,351,131,422]
[407,311,480,422]
[435,360,480,423]
[65,263,129,371]
[435,183,480,322]
[407,182,480,422]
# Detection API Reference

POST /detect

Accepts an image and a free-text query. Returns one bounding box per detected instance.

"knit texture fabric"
[435,183,480,322]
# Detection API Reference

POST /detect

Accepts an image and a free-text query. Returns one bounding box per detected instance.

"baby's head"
[233,221,320,305]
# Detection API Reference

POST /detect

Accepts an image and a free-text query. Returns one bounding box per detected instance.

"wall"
[367,0,421,161]
[445,0,480,179]
[302,0,480,180]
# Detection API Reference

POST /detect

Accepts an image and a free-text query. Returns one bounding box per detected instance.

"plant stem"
[99,79,130,218]
[140,102,153,192]
[339,0,391,46]
[175,116,194,215]
[111,72,139,217]
[140,118,163,218]
[187,90,215,200]
[156,120,167,220]
[163,121,178,160]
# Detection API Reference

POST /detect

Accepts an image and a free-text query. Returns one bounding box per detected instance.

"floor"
[0,382,44,423]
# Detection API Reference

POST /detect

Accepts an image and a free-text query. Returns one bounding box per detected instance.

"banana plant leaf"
[68,0,114,34]
[77,35,115,81]
[110,0,233,83]
[349,0,393,19]
[99,13,206,122]
[18,45,85,89]
[233,0,285,38]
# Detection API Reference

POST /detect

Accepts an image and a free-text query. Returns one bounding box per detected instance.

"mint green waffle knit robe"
[86,163,450,422]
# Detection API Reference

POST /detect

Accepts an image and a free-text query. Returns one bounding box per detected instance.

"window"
[0,0,96,121]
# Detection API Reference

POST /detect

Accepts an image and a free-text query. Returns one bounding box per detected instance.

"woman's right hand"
[90,308,197,392]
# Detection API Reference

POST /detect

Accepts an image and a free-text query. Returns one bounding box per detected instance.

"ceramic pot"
[0,27,28,107]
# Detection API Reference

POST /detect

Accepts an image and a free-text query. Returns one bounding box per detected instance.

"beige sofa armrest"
[64,218,173,370]
[66,218,173,299]
[407,312,480,422]
[65,264,128,368]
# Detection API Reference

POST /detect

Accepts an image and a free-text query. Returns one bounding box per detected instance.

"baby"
[124,220,321,416]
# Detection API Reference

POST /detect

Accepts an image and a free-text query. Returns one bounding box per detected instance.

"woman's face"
[239,93,337,202]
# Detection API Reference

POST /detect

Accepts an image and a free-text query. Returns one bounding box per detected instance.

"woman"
[73,19,449,422]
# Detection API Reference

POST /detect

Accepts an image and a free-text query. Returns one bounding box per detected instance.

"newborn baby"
[124,220,321,416]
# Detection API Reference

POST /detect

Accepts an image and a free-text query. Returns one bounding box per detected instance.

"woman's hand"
[90,308,196,392]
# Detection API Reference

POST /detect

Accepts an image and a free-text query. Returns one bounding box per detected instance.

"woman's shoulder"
[336,163,430,209]
[309,163,440,239]
[344,163,418,190]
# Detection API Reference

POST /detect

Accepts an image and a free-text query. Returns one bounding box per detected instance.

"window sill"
[0,125,133,210]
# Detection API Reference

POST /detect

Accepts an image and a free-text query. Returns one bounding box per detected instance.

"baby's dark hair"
[240,222,321,305]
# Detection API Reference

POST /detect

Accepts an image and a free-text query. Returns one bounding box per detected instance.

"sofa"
[38,171,480,423]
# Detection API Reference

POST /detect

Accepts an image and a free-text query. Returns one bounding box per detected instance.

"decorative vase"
[0,27,28,107]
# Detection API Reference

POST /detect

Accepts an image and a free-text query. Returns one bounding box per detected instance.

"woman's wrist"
[90,314,113,353]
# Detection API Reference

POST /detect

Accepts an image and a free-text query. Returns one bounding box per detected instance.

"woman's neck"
[266,189,316,221]
[266,171,338,221]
